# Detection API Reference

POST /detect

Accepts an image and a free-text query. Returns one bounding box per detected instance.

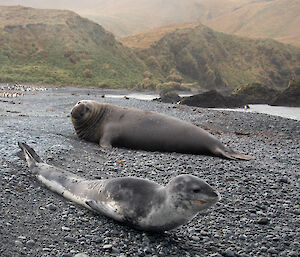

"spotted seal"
[18,142,220,232]
[70,100,254,160]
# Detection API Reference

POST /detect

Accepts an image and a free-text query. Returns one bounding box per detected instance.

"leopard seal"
[18,142,220,232]
[70,100,254,160]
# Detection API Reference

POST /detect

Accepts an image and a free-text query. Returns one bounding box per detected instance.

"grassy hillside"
[0,6,146,87]
[205,0,300,47]
[136,24,300,89]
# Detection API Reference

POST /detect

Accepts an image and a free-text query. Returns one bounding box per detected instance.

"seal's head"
[71,100,95,121]
[166,174,220,212]
[70,100,106,140]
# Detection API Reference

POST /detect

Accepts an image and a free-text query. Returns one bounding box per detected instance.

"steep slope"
[0,6,145,87]
[137,24,300,89]
[205,0,300,47]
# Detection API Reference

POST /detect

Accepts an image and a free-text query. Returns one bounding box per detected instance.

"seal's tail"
[18,142,42,168]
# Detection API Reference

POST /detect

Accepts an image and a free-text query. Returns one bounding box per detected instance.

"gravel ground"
[0,85,299,257]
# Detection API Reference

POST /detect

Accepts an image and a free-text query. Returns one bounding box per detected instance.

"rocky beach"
[0,85,299,257]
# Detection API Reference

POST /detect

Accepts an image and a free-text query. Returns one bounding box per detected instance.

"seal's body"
[18,142,220,232]
[71,100,253,160]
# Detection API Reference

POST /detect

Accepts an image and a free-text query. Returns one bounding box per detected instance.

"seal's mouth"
[194,199,207,204]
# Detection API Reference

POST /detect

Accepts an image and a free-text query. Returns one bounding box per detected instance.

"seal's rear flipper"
[214,147,255,161]
[228,152,255,161]
[18,142,42,168]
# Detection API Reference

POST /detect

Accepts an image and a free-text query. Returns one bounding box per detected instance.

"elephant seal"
[18,142,220,232]
[70,100,254,160]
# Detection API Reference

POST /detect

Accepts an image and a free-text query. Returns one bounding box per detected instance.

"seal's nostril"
[77,101,81,105]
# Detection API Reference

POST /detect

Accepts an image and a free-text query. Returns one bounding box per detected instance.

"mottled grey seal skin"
[70,100,254,160]
[18,142,220,232]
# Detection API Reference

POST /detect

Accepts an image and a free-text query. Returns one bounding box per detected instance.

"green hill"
[136,24,300,89]
[0,6,145,87]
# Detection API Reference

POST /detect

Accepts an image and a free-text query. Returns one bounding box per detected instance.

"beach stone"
[223,249,235,257]
[26,240,35,247]
[62,226,71,231]
[46,203,57,211]
[268,248,279,255]
[64,236,76,243]
[14,240,23,247]
[62,254,73,257]
[103,244,113,250]
[257,217,270,225]
[278,177,289,183]
[74,254,89,257]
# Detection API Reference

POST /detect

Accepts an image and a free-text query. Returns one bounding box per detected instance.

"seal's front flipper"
[86,200,124,222]
[214,147,254,161]
[99,130,113,148]
[99,138,112,148]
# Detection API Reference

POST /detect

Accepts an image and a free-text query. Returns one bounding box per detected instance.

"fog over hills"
[0,0,300,46]
[206,0,300,47]
[0,0,298,46]
[0,1,260,33]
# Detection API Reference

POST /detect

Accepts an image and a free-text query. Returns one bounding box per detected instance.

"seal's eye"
[193,189,201,194]
[85,106,90,112]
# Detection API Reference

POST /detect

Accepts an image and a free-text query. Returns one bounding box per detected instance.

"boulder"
[180,90,246,108]
[272,80,300,107]
[232,83,279,104]
[155,90,181,103]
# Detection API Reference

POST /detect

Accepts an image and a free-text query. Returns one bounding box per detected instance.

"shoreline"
[2,83,300,121]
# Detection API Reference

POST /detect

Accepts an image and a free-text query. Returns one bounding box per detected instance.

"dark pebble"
[93,236,101,244]
[268,248,279,255]
[278,177,289,183]
[257,217,270,225]
[64,236,76,243]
